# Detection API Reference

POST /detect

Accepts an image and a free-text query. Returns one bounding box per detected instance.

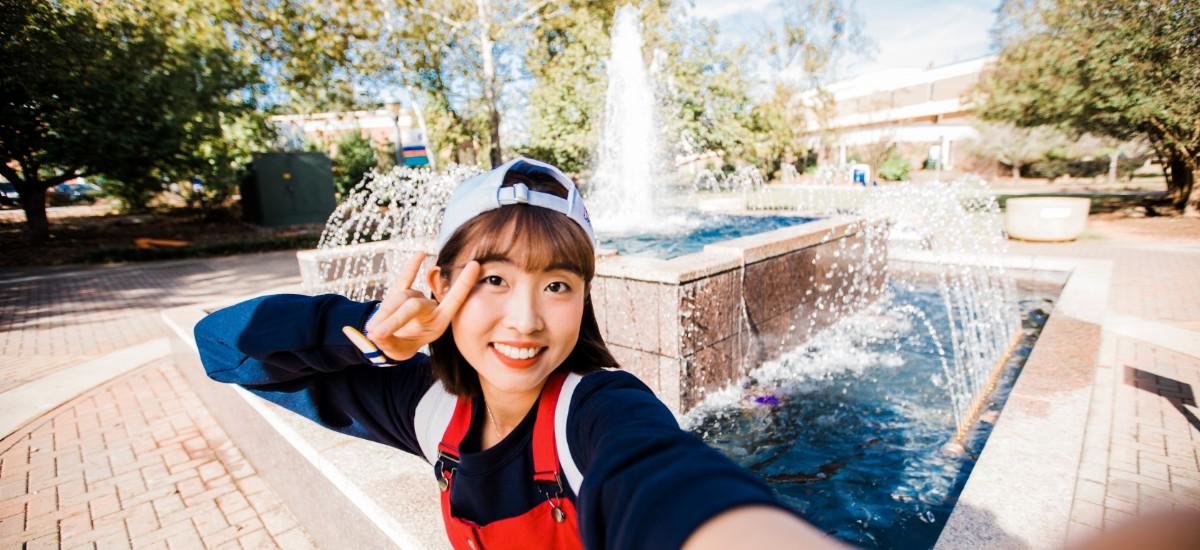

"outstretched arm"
[567,371,841,549]
[684,505,846,550]
[194,292,430,454]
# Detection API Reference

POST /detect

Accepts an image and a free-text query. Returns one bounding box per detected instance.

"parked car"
[0,182,19,206]
[49,181,103,204]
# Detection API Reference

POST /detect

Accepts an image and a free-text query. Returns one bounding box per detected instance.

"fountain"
[588,5,660,233]
[148,6,1084,549]
[291,8,1038,547]
[298,5,877,413]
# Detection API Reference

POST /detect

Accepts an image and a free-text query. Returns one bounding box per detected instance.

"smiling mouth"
[489,343,546,368]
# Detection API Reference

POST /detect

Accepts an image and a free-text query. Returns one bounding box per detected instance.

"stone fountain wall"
[590,217,886,412]
[297,216,886,413]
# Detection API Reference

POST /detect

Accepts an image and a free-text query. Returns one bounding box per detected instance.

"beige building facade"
[812,56,994,170]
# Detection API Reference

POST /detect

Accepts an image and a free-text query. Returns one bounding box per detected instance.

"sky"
[689,0,1001,81]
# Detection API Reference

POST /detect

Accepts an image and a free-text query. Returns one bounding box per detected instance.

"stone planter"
[1005,197,1090,242]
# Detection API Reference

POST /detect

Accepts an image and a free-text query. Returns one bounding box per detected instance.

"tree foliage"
[747,0,870,177]
[521,2,759,175]
[969,121,1067,181]
[332,132,379,198]
[0,0,263,240]
[981,0,1200,213]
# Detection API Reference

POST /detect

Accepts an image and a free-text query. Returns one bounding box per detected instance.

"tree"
[747,0,870,176]
[373,1,560,169]
[981,0,1200,213]
[970,121,1064,182]
[332,132,379,199]
[0,0,258,241]
[521,1,613,174]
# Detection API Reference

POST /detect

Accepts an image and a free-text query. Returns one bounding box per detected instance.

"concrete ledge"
[162,297,447,550]
[935,256,1112,550]
[0,338,171,438]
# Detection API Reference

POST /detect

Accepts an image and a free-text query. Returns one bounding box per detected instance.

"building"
[809,56,994,171]
[269,104,430,166]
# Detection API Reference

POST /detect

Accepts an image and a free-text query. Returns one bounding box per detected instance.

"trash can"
[243,152,337,226]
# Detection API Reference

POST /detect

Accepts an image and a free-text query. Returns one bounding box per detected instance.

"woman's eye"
[481,275,505,286]
[546,281,571,293]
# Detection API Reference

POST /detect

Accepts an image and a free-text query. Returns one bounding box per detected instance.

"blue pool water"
[597,212,817,258]
[685,279,1054,549]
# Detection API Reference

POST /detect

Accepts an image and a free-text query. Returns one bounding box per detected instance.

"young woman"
[195,158,839,549]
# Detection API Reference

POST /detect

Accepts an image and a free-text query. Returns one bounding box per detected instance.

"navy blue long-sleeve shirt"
[194,293,785,549]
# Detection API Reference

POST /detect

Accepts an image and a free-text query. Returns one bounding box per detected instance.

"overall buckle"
[536,472,567,523]
[435,451,460,492]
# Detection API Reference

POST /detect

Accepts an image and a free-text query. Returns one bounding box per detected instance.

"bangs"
[447,205,595,281]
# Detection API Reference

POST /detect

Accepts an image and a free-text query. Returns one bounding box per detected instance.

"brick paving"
[0,251,311,548]
[1008,237,1200,542]
[1,220,1197,549]
[0,358,315,549]
[0,251,301,392]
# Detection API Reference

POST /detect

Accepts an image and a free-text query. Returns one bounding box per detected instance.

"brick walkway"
[0,358,314,549]
[0,251,311,548]
[0,251,300,393]
[1007,239,1200,541]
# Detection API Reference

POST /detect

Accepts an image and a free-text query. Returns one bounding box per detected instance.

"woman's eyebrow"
[471,253,514,265]
[544,262,584,276]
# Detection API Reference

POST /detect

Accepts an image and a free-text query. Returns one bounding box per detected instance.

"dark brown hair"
[429,171,620,397]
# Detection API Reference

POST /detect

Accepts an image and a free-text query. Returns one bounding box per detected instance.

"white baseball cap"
[436,157,595,250]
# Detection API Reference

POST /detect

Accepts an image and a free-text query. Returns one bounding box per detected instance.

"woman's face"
[434,255,586,396]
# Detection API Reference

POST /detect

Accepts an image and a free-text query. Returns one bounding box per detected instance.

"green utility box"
[243,152,337,226]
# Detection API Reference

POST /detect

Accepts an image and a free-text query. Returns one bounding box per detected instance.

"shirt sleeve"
[193,293,431,457]
[566,371,791,550]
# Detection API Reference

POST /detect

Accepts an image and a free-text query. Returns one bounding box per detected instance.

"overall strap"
[437,396,474,460]
[532,370,569,489]
[553,372,585,495]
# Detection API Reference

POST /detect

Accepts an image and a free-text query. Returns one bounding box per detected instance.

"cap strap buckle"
[512,183,530,204]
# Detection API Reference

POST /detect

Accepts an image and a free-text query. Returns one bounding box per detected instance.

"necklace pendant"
[552,506,566,523]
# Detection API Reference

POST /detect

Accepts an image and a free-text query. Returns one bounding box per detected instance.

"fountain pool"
[598,211,817,258]
[685,275,1056,549]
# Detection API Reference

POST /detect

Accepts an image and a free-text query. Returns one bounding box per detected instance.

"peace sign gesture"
[343,252,480,365]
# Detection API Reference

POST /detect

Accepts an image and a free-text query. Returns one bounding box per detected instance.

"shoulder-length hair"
[428,171,620,397]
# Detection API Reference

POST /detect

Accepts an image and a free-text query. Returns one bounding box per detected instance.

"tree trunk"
[1183,158,1200,217]
[1108,151,1119,183]
[1168,155,1191,209]
[21,184,50,244]
[1011,162,1020,182]
[477,0,502,168]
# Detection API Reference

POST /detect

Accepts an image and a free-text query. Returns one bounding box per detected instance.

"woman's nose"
[504,286,544,334]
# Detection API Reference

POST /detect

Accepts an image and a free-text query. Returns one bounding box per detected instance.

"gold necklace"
[484,401,504,441]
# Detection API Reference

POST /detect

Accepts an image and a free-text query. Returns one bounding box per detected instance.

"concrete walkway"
[0,251,312,548]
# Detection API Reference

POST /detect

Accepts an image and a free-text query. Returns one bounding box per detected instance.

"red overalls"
[433,370,584,550]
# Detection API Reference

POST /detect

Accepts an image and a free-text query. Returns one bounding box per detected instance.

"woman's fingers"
[433,261,480,326]
[374,253,427,322]
[371,297,433,340]
[395,252,427,291]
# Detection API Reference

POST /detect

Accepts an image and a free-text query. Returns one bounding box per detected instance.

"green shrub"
[332,132,378,198]
[878,152,911,181]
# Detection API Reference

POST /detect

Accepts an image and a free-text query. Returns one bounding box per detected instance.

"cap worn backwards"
[436,158,595,250]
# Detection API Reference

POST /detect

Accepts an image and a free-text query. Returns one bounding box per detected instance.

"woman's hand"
[361,252,481,362]
[683,506,847,550]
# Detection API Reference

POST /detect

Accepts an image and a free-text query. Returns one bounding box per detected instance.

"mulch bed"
[0,202,322,267]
